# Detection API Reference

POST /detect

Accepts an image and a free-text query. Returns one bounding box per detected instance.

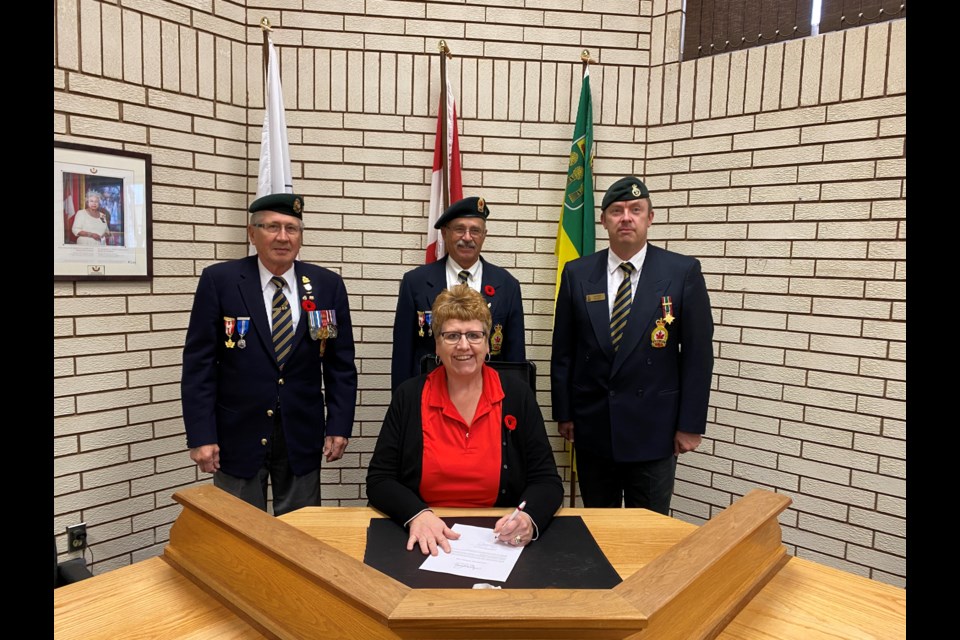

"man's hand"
[190,444,221,473]
[558,420,575,443]
[323,435,348,462]
[674,431,702,455]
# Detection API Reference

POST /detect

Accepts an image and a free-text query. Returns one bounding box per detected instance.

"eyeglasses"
[439,331,487,345]
[447,225,486,238]
[255,223,302,236]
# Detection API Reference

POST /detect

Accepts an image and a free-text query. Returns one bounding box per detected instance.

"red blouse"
[419,365,503,507]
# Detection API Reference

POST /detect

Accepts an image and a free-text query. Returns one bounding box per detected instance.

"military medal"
[424,310,432,336]
[651,319,669,348]
[327,310,338,338]
[319,338,327,357]
[223,316,236,349]
[307,310,322,340]
[418,311,426,337]
[661,296,675,324]
[490,324,504,356]
[318,309,338,339]
[236,316,250,349]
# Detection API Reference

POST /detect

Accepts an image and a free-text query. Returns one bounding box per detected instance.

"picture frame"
[54,142,153,281]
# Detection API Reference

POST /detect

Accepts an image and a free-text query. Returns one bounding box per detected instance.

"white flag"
[257,38,293,197]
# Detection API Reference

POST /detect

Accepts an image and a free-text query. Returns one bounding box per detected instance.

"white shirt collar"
[446,256,482,283]
[258,259,297,294]
[607,244,647,276]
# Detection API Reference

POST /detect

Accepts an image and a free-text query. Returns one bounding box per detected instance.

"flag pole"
[438,40,453,211]
[260,17,272,79]
[580,48,594,72]
[568,48,594,509]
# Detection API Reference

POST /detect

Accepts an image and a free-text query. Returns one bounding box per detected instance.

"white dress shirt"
[606,245,648,317]
[445,257,483,293]
[258,260,301,331]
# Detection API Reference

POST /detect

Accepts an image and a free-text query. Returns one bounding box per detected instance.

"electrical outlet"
[67,523,87,551]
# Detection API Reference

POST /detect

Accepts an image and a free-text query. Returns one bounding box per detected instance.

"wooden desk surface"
[54,506,905,640]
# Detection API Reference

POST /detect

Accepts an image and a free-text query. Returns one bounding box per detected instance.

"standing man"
[391,196,526,391]
[181,193,357,516]
[550,177,713,514]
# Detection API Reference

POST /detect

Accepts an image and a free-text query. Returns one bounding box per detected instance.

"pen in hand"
[494,500,526,540]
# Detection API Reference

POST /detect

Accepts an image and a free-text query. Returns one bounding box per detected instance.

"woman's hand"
[493,511,534,547]
[407,511,460,556]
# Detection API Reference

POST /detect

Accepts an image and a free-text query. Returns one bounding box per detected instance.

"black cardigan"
[366,371,563,534]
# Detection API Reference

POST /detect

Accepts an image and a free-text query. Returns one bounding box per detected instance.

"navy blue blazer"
[181,256,357,479]
[550,245,714,462]
[390,256,526,391]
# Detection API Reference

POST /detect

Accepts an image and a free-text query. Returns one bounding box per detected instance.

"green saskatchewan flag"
[554,67,595,300]
[554,67,594,485]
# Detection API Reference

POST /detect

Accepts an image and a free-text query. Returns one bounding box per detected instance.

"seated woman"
[367,284,563,556]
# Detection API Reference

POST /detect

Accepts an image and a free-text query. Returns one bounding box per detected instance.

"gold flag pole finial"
[580,49,594,64]
[260,17,272,31]
[438,39,453,59]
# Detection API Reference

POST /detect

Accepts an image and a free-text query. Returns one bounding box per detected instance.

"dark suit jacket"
[390,256,526,391]
[367,370,563,534]
[550,244,714,462]
[181,256,357,479]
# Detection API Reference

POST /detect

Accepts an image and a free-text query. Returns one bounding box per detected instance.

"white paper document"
[419,523,524,583]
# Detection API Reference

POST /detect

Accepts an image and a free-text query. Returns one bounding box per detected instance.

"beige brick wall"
[54,1,906,587]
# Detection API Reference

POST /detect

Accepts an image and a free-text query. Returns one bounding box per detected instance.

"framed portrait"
[54,142,153,280]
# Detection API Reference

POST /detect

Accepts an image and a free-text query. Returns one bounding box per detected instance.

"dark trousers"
[575,447,677,515]
[214,412,320,517]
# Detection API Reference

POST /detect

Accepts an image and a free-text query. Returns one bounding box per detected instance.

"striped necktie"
[610,262,636,351]
[458,270,470,285]
[270,276,294,368]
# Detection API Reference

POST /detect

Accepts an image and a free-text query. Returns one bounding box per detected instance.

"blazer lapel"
[479,256,502,312]
[237,257,276,365]
[582,250,614,359]
[611,245,670,377]
[292,262,310,347]
[424,259,448,307]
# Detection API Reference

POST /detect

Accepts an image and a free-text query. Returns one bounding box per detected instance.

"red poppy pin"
[484,285,495,296]
[302,300,317,312]
[504,415,517,431]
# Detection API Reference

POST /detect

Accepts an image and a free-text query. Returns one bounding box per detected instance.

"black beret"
[248,193,305,219]
[433,196,490,229]
[601,177,650,210]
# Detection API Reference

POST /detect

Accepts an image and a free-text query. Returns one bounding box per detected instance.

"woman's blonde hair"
[431,284,492,337]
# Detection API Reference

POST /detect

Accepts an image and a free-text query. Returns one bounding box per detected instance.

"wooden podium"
[54,485,906,639]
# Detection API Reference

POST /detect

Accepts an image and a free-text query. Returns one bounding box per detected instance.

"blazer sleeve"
[549,264,576,423]
[321,274,358,438]
[677,259,714,434]
[390,274,418,392]
[366,381,430,527]
[502,276,527,363]
[513,385,563,534]
[181,269,220,449]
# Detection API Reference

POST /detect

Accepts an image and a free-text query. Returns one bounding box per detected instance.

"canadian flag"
[63,173,81,244]
[425,66,463,263]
